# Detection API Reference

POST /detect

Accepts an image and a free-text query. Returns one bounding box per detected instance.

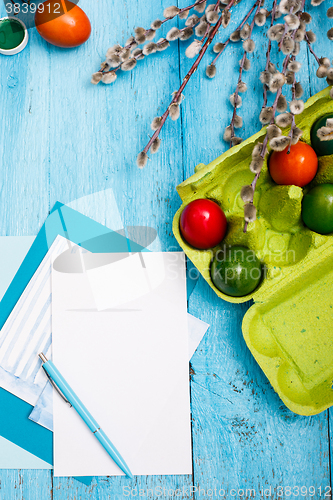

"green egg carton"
[173,87,333,415]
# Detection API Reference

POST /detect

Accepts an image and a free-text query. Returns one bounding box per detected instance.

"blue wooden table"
[0,0,332,498]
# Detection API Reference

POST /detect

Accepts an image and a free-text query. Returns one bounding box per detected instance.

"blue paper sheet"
[0,201,147,483]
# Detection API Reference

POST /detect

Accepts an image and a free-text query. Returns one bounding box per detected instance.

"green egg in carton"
[173,87,333,416]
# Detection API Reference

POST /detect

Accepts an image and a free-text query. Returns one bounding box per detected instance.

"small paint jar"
[0,17,28,55]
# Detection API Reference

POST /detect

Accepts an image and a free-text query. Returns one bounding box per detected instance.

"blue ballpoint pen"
[39,353,133,479]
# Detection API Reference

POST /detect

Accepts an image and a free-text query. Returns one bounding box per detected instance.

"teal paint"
[0,19,24,50]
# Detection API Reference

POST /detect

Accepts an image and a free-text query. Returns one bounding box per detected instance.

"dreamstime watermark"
[2,0,79,30]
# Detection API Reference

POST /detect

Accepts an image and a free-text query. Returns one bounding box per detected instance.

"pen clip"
[44,370,72,407]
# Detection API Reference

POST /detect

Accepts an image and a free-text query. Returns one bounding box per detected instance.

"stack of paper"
[0,192,209,479]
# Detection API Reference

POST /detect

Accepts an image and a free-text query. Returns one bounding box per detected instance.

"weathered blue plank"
[0,0,332,497]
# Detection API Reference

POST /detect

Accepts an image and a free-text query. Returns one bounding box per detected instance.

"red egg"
[180,199,227,250]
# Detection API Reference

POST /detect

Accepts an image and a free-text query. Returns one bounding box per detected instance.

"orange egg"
[35,0,91,48]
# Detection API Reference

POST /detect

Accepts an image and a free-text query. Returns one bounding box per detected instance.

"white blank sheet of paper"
[52,250,192,477]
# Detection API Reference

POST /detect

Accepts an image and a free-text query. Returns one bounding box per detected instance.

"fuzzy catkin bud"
[295,82,304,98]
[320,57,331,68]
[268,62,277,74]
[121,58,137,71]
[327,28,333,41]
[241,185,254,202]
[169,103,180,121]
[240,23,251,40]
[242,58,251,71]
[284,13,300,30]
[330,88,333,100]
[306,30,316,43]
[243,39,255,53]
[151,138,161,154]
[178,9,189,20]
[206,64,217,78]
[195,22,208,36]
[143,42,157,55]
[151,19,163,29]
[229,93,242,108]
[267,24,284,41]
[317,65,328,78]
[223,126,232,142]
[137,151,148,169]
[286,71,295,85]
[166,27,181,41]
[294,28,305,42]
[180,27,194,41]
[279,0,295,15]
[250,157,264,174]
[270,136,290,151]
[275,113,293,128]
[213,42,224,53]
[277,95,288,112]
[234,115,243,128]
[254,12,266,26]
[186,14,200,27]
[244,203,257,223]
[132,48,144,59]
[145,30,156,41]
[238,82,247,93]
[281,35,294,55]
[291,127,303,144]
[151,117,162,131]
[267,124,282,140]
[288,61,301,73]
[317,127,333,141]
[259,107,274,124]
[194,0,206,12]
[230,30,241,42]
[106,54,121,68]
[156,39,170,51]
[301,12,312,23]
[206,10,219,24]
[221,10,231,28]
[101,71,117,84]
[252,142,264,158]
[231,137,243,146]
[91,72,103,84]
[292,42,300,56]
[185,39,202,58]
[260,71,271,84]
[269,73,286,92]
[311,0,324,6]
[163,5,180,18]
[327,7,333,17]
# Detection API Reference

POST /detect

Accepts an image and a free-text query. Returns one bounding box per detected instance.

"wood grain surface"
[0,0,332,498]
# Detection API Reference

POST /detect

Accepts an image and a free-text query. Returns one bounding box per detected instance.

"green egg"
[311,113,333,157]
[210,245,262,297]
[302,183,333,235]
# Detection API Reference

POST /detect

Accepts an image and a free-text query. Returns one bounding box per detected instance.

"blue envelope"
[0,202,149,484]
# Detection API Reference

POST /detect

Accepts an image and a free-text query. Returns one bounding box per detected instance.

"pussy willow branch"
[288,58,297,153]
[98,0,208,74]
[141,0,236,156]
[101,23,201,77]
[262,0,278,108]
[304,33,320,65]
[201,0,220,42]
[229,0,263,145]
[211,0,259,66]
[243,0,306,232]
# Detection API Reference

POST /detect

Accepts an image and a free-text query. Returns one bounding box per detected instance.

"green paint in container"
[0,17,28,55]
